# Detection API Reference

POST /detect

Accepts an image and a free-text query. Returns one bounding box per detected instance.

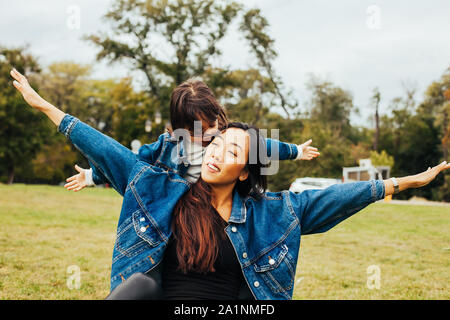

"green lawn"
[0,184,448,300]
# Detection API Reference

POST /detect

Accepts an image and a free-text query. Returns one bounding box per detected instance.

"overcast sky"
[1,0,449,126]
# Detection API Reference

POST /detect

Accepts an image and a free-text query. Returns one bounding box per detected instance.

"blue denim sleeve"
[288,180,385,235]
[89,159,109,185]
[58,114,137,196]
[266,138,298,161]
[137,134,165,164]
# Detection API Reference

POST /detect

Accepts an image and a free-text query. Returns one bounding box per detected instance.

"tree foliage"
[0,47,53,184]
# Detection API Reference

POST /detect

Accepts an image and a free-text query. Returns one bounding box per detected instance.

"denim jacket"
[58,114,385,300]
[90,128,300,186]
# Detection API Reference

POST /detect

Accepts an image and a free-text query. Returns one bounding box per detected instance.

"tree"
[418,67,450,161]
[371,87,381,151]
[370,150,394,168]
[85,0,242,124]
[0,47,52,184]
[416,67,450,200]
[35,62,91,117]
[239,8,297,119]
[306,75,357,141]
[378,87,444,200]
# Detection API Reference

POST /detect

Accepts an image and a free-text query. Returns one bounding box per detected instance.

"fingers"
[74,164,83,173]
[66,175,77,182]
[64,180,78,190]
[10,68,25,83]
[438,161,449,171]
[13,80,22,90]
[302,139,312,147]
[436,161,448,171]
[305,148,320,157]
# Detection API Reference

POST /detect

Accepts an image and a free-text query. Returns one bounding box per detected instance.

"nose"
[210,144,223,163]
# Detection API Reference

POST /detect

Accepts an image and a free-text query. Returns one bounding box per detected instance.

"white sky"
[1,0,449,127]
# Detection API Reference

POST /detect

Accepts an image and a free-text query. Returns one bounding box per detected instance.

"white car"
[289,177,342,193]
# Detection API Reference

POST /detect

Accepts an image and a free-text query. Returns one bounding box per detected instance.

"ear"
[238,168,249,182]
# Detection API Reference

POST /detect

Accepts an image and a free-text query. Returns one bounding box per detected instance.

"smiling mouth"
[207,162,220,172]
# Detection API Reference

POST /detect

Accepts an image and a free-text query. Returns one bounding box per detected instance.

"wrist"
[85,168,94,186]
[296,145,303,160]
[35,99,52,112]
[397,176,417,191]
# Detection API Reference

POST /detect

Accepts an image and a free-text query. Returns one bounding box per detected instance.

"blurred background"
[0,0,449,300]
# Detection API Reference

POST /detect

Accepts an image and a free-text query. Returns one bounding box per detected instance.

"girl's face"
[189,119,219,147]
[201,128,249,186]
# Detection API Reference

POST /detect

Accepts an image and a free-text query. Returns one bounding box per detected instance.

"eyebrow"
[213,135,244,150]
[229,142,243,151]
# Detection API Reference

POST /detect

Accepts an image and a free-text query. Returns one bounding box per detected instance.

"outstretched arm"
[289,161,450,235]
[10,68,136,196]
[382,162,450,196]
[10,68,65,126]
[266,138,319,161]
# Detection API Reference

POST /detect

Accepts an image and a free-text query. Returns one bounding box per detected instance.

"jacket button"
[269,258,275,265]
[242,252,247,259]
[254,281,260,288]
[140,227,146,232]
[231,226,237,232]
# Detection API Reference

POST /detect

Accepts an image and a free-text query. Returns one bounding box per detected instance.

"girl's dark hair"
[171,122,268,274]
[170,79,228,133]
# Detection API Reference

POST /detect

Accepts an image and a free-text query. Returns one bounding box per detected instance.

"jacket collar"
[228,190,247,224]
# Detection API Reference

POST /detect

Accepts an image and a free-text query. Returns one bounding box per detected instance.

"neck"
[210,182,235,210]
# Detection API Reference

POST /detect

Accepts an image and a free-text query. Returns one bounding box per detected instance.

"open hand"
[299,139,320,160]
[64,165,88,192]
[412,161,450,188]
[10,68,45,109]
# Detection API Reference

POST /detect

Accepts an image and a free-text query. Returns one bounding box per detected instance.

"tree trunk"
[374,107,379,151]
[7,165,14,184]
[443,108,448,161]
[373,94,380,151]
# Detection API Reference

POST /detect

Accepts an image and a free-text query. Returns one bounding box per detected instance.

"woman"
[10,68,450,300]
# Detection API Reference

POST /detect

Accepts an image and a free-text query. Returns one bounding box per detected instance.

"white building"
[342,159,390,182]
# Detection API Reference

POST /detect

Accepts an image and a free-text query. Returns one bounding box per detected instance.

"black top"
[161,214,254,300]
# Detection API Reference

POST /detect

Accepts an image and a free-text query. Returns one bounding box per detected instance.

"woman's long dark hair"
[171,122,268,274]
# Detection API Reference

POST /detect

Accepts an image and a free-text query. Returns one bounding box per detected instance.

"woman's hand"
[410,161,450,188]
[384,161,450,195]
[299,139,320,160]
[10,68,66,126]
[64,165,88,192]
[10,68,46,110]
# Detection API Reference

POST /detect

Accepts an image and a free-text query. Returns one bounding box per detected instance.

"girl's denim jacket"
[58,114,385,300]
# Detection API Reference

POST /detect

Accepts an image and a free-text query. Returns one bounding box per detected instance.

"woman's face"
[201,128,249,186]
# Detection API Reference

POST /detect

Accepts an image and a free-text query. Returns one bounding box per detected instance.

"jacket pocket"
[253,244,295,294]
[115,210,161,258]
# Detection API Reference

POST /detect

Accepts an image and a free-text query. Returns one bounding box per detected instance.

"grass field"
[0,184,448,300]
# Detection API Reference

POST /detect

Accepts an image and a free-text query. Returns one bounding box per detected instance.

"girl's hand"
[10,68,46,109]
[299,139,320,160]
[411,161,450,188]
[64,165,88,192]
